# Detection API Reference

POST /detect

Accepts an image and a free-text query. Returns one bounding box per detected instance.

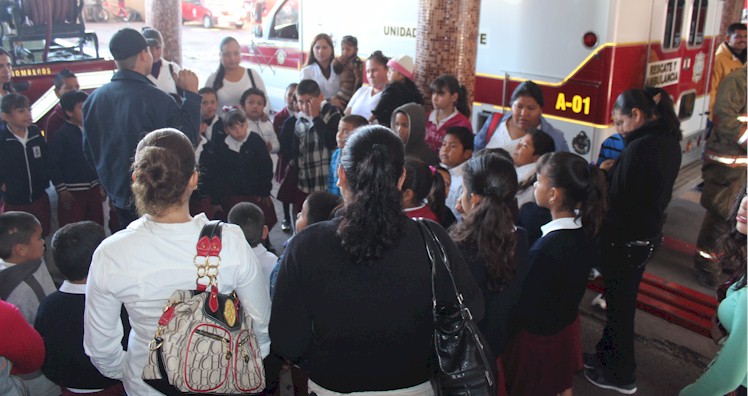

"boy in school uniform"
[241,87,279,153]
[190,87,224,218]
[0,93,52,236]
[228,202,277,291]
[439,126,474,222]
[327,114,368,196]
[0,211,58,396]
[48,91,104,227]
[293,79,341,199]
[43,69,80,141]
[34,221,126,395]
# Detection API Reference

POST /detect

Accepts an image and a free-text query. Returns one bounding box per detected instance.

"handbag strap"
[195,220,223,291]
[415,219,472,320]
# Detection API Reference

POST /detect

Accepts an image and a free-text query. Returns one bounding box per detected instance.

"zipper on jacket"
[21,136,33,203]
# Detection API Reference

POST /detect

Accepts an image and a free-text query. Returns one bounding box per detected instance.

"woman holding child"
[270,125,483,395]
[84,128,271,395]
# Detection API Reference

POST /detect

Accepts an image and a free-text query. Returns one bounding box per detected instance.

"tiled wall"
[145,0,182,65]
[415,0,482,113]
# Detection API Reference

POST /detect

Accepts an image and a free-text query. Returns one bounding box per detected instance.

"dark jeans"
[595,236,660,385]
[113,205,139,232]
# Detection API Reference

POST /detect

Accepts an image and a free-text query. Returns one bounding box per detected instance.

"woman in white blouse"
[83,128,271,396]
[205,36,268,112]
[345,51,389,120]
[299,33,340,100]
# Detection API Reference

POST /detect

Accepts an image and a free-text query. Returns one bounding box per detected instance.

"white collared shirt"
[445,162,465,221]
[540,216,582,237]
[428,108,460,129]
[59,280,87,294]
[225,131,249,153]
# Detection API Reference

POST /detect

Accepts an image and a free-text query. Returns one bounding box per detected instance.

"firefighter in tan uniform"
[708,23,746,122]
[694,65,747,287]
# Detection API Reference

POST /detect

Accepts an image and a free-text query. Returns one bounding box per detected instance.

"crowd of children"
[0,27,732,396]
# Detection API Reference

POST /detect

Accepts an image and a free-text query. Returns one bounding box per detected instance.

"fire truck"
[0,0,116,134]
[241,0,727,165]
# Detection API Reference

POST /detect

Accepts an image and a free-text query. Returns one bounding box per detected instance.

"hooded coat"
[391,103,439,166]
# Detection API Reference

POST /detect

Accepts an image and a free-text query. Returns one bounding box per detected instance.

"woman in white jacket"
[84,128,271,395]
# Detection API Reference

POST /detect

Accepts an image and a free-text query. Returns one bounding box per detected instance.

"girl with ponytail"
[424,74,473,153]
[450,152,531,360]
[271,125,483,395]
[505,151,607,396]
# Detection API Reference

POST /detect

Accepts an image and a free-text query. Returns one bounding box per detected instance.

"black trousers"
[113,205,139,232]
[594,237,659,385]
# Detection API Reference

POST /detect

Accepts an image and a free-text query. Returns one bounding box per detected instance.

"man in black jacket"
[82,28,201,230]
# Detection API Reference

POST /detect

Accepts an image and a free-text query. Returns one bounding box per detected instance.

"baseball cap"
[109,28,148,60]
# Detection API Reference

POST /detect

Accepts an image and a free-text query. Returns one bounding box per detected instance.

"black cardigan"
[270,218,483,392]
[514,227,599,336]
[603,119,681,242]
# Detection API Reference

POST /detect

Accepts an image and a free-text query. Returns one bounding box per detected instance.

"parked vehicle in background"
[182,0,245,29]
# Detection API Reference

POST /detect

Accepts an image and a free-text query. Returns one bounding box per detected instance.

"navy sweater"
[514,227,599,336]
[211,132,273,202]
[34,290,128,390]
[47,121,99,192]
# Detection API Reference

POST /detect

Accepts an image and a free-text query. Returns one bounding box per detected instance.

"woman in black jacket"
[585,88,682,394]
[270,126,483,395]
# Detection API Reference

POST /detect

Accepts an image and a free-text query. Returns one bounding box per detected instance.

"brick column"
[719,0,744,37]
[144,0,182,65]
[415,0,482,113]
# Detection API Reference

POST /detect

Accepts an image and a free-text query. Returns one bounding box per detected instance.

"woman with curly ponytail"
[83,129,271,395]
[270,125,483,395]
[450,152,531,359]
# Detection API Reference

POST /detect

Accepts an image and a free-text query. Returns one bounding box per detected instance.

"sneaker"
[588,268,602,281]
[591,293,607,310]
[582,352,601,369]
[281,219,292,233]
[584,367,637,394]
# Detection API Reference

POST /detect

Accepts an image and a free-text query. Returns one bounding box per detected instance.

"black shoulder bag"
[415,219,497,396]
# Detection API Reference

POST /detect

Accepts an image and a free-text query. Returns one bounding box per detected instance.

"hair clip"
[429,165,437,175]
[222,105,239,113]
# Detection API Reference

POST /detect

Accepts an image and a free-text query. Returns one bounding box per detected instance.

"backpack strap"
[0,260,43,301]
[247,68,256,89]
[195,220,223,291]
[485,113,503,144]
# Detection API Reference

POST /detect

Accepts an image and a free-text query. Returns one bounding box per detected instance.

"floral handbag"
[142,220,265,394]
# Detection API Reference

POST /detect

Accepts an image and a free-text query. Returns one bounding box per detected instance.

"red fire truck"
[241,0,728,165]
[0,0,116,134]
